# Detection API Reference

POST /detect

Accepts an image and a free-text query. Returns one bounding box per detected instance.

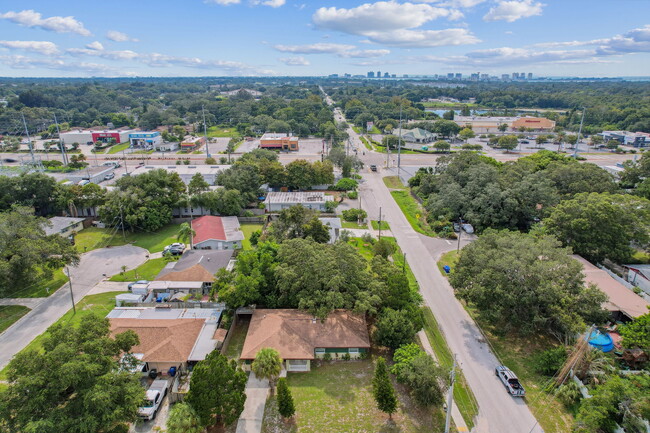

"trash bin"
[443,265,451,274]
[169,366,177,377]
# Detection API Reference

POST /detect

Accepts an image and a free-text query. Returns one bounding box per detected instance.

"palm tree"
[252,347,283,393]
[177,222,195,248]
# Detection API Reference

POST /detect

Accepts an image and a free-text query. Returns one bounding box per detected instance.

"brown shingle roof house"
[240,309,370,372]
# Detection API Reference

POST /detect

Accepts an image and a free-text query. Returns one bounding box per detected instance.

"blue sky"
[0,0,649,77]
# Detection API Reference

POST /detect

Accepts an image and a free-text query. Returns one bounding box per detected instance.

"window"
[348,348,359,354]
[315,348,325,355]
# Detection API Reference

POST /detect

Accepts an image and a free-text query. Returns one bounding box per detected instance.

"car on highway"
[104,172,115,181]
[461,223,474,234]
[370,164,377,172]
[128,280,149,290]
[495,366,525,397]
[103,161,121,168]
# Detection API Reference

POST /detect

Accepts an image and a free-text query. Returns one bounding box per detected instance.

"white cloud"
[0,55,128,75]
[274,43,390,58]
[312,1,479,48]
[274,43,357,54]
[86,41,104,51]
[205,0,241,4]
[0,10,91,36]
[253,0,286,6]
[415,0,487,6]
[0,40,59,55]
[106,30,138,42]
[483,0,544,22]
[279,56,310,66]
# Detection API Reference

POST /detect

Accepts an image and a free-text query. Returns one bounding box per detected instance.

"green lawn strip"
[6,267,69,299]
[371,220,390,231]
[467,308,574,433]
[0,291,126,381]
[389,190,435,236]
[240,223,264,250]
[107,143,130,154]
[280,359,445,433]
[422,308,478,429]
[75,224,181,253]
[383,176,406,189]
[224,317,250,360]
[108,257,169,282]
[437,250,459,277]
[359,136,373,151]
[341,221,367,229]
[0,306,30,333]
[207,126,241,138]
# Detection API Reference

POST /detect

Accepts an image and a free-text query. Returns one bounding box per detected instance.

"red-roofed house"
[192,215,244,250]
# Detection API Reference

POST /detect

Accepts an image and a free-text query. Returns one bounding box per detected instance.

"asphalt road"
[342,109,543,432]
[0,245,149,370]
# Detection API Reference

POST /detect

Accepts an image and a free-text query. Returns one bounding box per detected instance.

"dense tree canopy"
[0,315,143,433]
[450,230,607,338]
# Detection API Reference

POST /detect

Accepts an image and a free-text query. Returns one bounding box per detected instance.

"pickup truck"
[495,365,525,397]
[138,379,170,421]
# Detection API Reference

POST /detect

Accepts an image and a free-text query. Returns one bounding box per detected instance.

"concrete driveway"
[130,393,171,433]
[0,245,148,370]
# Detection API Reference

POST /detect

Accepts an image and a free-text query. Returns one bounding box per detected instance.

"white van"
[78,179,91,186]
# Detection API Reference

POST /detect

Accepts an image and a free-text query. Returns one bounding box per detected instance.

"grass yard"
[0,291,126,380]
[74,224,181,253]
[207,125,241,138]
[262,359,446,433]
[389,190,435,236]
[107,143,130,154]
[0,306,30,334]
[437,250,459,277]
[6,267,69,298]
[421,308,478,429]
[223,316,250,360]
[108,257,170,282]
[240,223,264,250]
[383,176,406,189]
[469,310,574,433]
[341,221,367,229]
[371,220,390,231]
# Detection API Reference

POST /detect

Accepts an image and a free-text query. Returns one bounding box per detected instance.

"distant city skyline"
[0,1,649,77]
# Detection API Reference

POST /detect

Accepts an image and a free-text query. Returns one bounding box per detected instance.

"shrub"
[338,230,352,243]
[374,308,416,349]
[347,191,358,200]
[242,210,254,217]
[336,178,358,191]
[533,346,568,376]
[219,157,228,164]
[277,378,295,418]
[249,230,261,246]
[361,232,375,244]
[391,343,424,376]
[176,160,181,165]
[324,200,339,213]
[373,239,396,259]
[342,353,351,361]
[205,157,217,164]
[398,353,447,406]
[342,208,367,222]
[323,353,332,362]
[183,159,190,165]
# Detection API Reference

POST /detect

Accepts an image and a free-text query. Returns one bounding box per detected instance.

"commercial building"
[180,136,206,151]
[400,127,435,144]
[60,129,134,145]
[43,216,85,238]
[264,191,333,212]
[601,131,650,148]
[108,307,224,373]
[454,116,555,133]
[259,133,299,151]
[511,117,556,131]
[240,309,370,372]
[130,164,230,185]
[192,215,244,250]
[129,132,162,148]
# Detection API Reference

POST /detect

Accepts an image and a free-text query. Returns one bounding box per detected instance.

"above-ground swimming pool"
[588,329,614,352]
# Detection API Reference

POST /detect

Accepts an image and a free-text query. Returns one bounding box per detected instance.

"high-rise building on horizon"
[528,73,533,80]
[367,71,375,78]
[455,73,462,79]
[502,74,510,80]
[377,70,381,78]
[512,72,519,79]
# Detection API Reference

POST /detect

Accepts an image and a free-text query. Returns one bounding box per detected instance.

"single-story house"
[240,309,371,372]
[192,216,244,250]
[623,264,650,296]
[43,216,85,238]
[574,256,650,321]
[400,127,435,144]
[108,307,224,373]
[319,217,342,243]
[154,141,179,152]
[264,191,333,213]
[156,249,235,293]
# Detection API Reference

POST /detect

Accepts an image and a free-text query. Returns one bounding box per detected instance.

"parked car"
[519,140,529,144]
[104,172,115,181]
[370,164,377,172]
[461,223,474,234]
[138,379,171,421]
[78,179,90,186]
[495,366,525,397]
[128,280,149,290]
[453,222,460,233]
[163,243,185,255]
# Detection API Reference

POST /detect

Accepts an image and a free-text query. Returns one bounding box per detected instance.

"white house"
[264,191,333,212]
[192,216,244,250]
[43,217,85,238]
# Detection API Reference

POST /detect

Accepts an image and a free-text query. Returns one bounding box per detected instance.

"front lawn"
[389,191,435,236]
[262,359,445,433]
[107,143,130,154]
[5,267,69,298]
[371,220,390,231]
[383,176,406,189]
[74,224,181,253]
[240,223,264,250]
[108,257,170,282]
[341,221,367,229]
[0,291,126,380]
[0,306,30,333]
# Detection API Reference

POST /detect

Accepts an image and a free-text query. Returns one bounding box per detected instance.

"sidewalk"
[235,373,270,433]
[418,330,470,433]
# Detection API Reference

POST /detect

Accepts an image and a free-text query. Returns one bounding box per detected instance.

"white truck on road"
[138,379,170,421]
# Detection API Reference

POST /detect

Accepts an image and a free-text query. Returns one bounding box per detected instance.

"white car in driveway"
[138,379,170,421]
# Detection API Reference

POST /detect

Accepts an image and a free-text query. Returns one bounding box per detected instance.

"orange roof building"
[240,309,370,371]
[511,117,556,131]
